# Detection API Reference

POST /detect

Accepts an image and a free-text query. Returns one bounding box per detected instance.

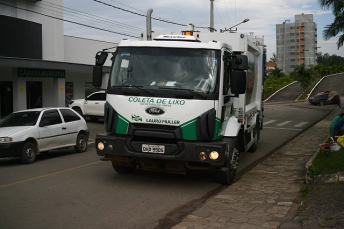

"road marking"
[264,120,276,125]
[264,127,302,131]
[277,121,292,126]
[0,161,102,189]
[294,122,308,128]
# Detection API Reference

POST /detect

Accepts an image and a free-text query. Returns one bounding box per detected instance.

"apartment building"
[276,14,318,74]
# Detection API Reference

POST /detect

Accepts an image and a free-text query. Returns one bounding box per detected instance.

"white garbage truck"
[92,24,266,184]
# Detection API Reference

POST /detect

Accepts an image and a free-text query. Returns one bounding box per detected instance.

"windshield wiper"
[112,85,155,96]
[158,86,207,98]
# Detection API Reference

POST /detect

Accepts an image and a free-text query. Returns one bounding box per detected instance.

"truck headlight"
[97,142,105,151]
[0,137,13,143]
[209,151,219,160]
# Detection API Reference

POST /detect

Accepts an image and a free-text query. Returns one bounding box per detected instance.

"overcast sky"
[63,0,344,59]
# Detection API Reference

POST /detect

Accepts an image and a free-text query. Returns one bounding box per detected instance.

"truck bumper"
[95,133,229,166]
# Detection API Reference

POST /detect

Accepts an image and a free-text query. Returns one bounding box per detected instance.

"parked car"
[0,108,89,164]
[69,91,106,121]
[309,91,332,106]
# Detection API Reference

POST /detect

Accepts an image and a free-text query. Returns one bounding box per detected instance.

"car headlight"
[0,137,13,143]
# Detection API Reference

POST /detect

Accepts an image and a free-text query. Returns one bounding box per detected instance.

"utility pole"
[210,0,214,32]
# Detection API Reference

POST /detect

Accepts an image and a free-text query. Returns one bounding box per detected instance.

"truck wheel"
[74,133,87,153]
[112,161,137,174]
[21,142,37,164]
[215,138,239,185]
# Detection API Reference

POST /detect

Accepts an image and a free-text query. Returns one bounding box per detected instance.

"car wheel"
[319,101,324,106]
[21,142,37,164]
[112,161,137,174]
[74,133,87,153]
[73,107,83,116]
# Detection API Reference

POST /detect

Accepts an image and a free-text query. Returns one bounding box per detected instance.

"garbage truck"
[92,24,266,185]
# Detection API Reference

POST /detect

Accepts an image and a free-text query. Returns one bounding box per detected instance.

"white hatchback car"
[0,108,89,164]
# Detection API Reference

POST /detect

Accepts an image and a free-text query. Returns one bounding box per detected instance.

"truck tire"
[74,133,87,153]
[112,161,137,174]
[21,142,37,164]
[215,137,239,185]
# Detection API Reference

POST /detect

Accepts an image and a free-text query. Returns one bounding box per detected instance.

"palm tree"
[318,0,344,49]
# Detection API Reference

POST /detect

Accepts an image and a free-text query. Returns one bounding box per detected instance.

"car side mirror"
[39,119,50,127]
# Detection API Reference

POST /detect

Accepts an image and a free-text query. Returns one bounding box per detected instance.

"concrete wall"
[64,36,116,66]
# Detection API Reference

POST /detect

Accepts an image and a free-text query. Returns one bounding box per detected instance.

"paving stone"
[171,106,342,229]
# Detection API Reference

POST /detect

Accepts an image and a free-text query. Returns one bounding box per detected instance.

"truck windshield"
[110,47,219,94]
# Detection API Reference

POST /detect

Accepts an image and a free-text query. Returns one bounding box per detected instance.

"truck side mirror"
[231,55,248,70]
[93,65,103,88]
[93,51,109,88]
[230,71,246,95]
[95,52,108,66]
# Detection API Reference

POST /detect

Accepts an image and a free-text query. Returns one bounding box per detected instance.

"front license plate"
[142,144,165,154]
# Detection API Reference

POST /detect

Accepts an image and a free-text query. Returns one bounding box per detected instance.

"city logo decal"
[145,107,165,115]
[132,115,142,121]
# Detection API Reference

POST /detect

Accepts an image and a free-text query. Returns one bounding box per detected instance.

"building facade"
[0,0,116,117]
[276,14,317,74]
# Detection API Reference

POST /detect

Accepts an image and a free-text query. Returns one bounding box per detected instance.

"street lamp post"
[220,18,250,33]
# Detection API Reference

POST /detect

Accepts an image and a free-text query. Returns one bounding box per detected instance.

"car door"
[38,109,65,150]
[83,92,102,116]
[59,108,81,146]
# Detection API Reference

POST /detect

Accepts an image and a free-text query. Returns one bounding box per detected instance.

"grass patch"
[312,148,344,175]
[299,185,311,199]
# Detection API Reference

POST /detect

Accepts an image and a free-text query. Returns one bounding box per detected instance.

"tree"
[270,67,285,78]
[318,0,344,49]
[290,64,314,91]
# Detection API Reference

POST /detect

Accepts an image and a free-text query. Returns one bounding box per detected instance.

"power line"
[35,1,144,35]
[0,1,140,38]
[93,0,210,29]
[214,1,225,28]
[40,1,145,32]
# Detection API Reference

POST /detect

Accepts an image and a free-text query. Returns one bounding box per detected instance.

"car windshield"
[110,47,220,94]
[0,111,41,127]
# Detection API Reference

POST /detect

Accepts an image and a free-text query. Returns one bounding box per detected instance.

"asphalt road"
[0,101,335,229]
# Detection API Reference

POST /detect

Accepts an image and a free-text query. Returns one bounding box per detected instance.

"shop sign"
[18,68,65,78]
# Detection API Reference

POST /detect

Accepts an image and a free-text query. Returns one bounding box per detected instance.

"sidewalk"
[171,109,340,229]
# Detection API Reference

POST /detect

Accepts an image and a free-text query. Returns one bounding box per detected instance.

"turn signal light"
[199,152,207,160]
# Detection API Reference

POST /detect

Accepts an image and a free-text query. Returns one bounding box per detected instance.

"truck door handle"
[95,102,99,104]
[62,127,66,130]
